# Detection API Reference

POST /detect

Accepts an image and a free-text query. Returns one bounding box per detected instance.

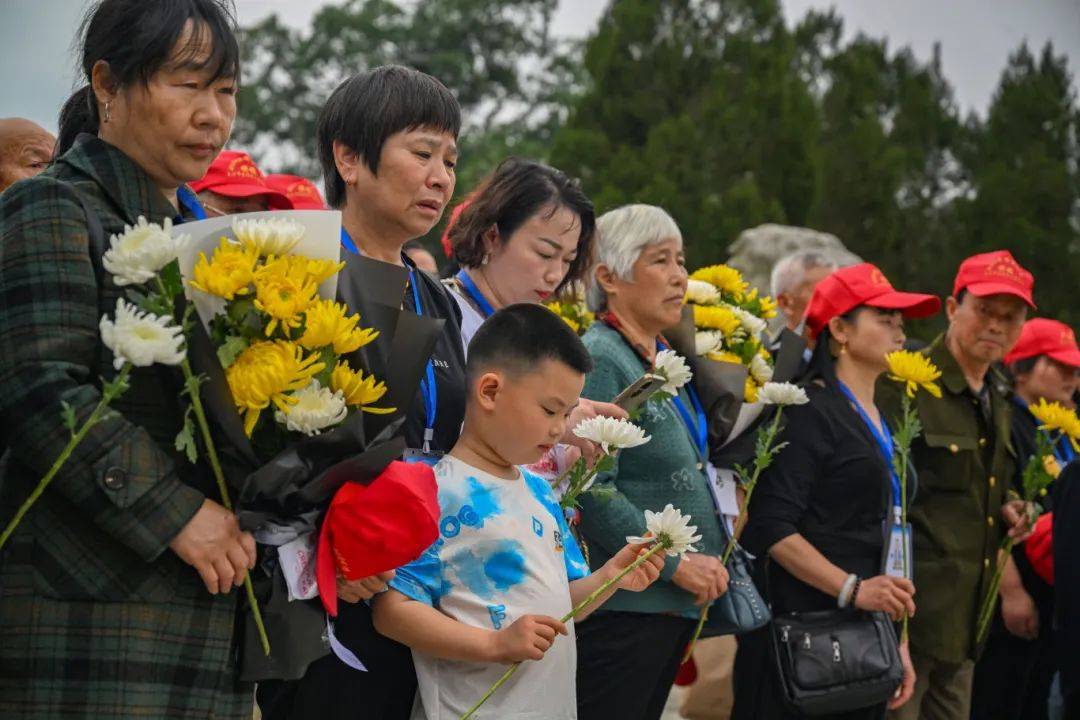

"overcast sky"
[2,0,1077,134]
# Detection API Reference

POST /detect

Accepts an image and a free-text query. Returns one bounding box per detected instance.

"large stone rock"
[724,223,861,297]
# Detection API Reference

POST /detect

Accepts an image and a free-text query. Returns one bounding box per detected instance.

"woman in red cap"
[733,263,941,719]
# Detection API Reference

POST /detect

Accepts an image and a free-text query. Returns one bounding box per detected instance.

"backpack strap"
[70,187,107,286]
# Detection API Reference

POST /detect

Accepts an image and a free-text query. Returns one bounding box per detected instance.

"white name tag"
[707,464,740,534]
[279,531,319,602]
[885,519,913,581]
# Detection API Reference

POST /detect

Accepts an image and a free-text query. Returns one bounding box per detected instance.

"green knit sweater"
[578,323,726,615]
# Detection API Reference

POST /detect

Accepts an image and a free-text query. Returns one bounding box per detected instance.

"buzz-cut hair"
[316,65,461,208]
[466,304,593,386]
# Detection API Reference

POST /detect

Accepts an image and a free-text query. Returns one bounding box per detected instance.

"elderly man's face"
[0,118,56,192]
[778,265,833,331]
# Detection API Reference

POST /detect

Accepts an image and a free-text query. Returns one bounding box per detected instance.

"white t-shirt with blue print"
[391,455,590,720]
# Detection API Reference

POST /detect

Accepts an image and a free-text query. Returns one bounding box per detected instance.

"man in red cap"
[971,318,1079,719]
[881,250,1034,720]
[265,173,327,210]
[190,149,292,216]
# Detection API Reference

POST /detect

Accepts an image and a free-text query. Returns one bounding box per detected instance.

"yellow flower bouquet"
[685,264,778,402]
[544,282,594,336]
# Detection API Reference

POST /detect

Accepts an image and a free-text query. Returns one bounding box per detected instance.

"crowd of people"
[0,2,1077,720]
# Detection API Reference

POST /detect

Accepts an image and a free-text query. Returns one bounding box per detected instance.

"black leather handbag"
[769,605,903,716]
[699,527,771,637]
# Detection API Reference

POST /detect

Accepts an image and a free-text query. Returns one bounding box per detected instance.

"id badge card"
[706,464,740,535]
[884,518,913,580]
[403,447,444,467]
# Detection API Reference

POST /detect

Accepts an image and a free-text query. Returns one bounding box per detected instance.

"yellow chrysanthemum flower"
[693,304,741,337]
[744,376,759,403]
[706,350,743,366]
[226,340,325,436]
[299,299,379,355]
[253,257,320,337]
[331,361,396,414]
[189,238,258,300]
[275,255,345,286]
[886,350,942,398]
[1030,398,1080,451]
[758,295,779,320]
[690,264,748,300]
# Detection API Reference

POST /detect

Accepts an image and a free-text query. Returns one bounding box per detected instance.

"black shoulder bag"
[767,533,903,714]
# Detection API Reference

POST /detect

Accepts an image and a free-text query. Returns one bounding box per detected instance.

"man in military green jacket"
[881,251,1034,720]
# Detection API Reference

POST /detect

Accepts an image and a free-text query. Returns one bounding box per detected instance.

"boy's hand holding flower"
[605,542,666,593]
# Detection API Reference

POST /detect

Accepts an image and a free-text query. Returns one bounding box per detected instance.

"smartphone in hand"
[612,373,667,414]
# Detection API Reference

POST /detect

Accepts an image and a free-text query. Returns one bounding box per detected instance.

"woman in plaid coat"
[0,1,256,717]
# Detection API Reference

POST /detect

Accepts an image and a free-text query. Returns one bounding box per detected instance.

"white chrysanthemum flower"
[685,279,720,306]
[757,381,809,407]
[573,416,650,454]
[274,380,348,436]
[695,330,723,356]
[101,216,189,286]
[626,504,701,556]
[99,298,186,370]
[232,217,306,257]
[654,350,693,396]
[749,353,774,385]
[733,306,768,338]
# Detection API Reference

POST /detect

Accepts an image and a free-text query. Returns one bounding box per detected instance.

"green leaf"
[174,408,198,464]
[217,335,250,369]
[159,260,184,302]
[59,400,77,436]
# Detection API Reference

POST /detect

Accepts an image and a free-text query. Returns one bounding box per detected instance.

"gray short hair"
[770,250,839,299]
[586,204,683,312]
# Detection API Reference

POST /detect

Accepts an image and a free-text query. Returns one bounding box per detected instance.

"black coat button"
[103,467,127,490]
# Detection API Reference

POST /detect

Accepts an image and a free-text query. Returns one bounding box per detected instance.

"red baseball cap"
[952,250,1035,308]
[316,461,440,617]
[1004,318,1080,367]
[265,173,327,210]
[804,263,941,339]
[189,150,292,209]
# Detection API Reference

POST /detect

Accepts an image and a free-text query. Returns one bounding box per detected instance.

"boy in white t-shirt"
[372,304,664,720]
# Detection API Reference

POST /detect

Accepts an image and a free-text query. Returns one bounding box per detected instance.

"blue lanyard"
[410,269,438,453]
[176,186,207,221]
[657,340,707,459]
[340,227,359,255]
[836,381,903,515]
[455,269,496,318]
[1014,397,1076,466]
[341,227,439,453]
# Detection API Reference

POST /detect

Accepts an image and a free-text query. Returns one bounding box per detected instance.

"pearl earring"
[103,101,111,123]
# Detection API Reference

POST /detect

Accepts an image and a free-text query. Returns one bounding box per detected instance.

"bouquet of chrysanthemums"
[177,212,443,680]
[684,264,778,403]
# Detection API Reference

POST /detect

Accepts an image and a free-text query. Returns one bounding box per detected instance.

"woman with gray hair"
[575,204,731,720]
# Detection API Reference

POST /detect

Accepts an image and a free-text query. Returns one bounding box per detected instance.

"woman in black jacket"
[733,263,939,719]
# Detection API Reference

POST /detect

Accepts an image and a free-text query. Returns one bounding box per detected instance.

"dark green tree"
[958,42,1080,323]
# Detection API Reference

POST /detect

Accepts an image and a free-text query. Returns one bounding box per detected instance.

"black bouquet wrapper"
[662,307,807,468]
[188,254,443,680]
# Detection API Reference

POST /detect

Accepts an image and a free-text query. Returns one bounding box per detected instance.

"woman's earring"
[103,101,111,123]
[482,254,490,266]
[839,342,847,355]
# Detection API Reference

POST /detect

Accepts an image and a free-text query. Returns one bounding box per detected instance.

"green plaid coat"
[0,135,252,718]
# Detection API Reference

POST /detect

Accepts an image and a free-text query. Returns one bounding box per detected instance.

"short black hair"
[466,304,592,385]
[58,0,239,156]
[316,65,462,208]
[449,157,596,293]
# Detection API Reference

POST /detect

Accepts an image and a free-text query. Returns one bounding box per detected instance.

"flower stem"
[460,542,668,720]
[181,354,271,657]
[682,409,784,664]
[975,538,1014,646]
[0,364,132,550]
[163,279,270,656]
[898,395,914,643]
